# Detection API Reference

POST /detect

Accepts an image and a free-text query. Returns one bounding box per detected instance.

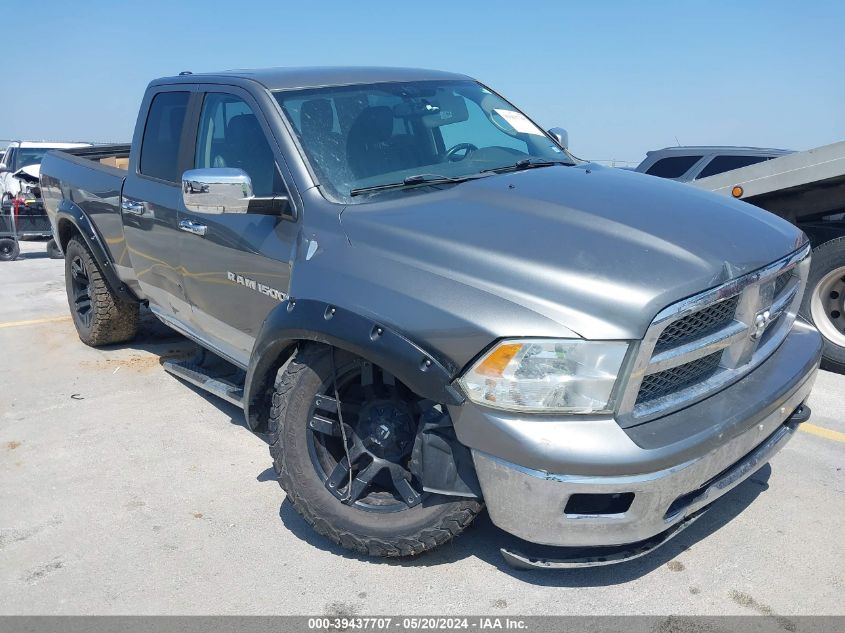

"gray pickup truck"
[40,67,822,568]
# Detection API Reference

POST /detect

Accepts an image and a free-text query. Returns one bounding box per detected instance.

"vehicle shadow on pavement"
[7,250,51,261]
[277,464,772,584]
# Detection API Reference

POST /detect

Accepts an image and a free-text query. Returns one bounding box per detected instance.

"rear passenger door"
[122,86,197,323]
[178,87,299,367]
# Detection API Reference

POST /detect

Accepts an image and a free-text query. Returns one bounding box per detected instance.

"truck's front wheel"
[64,237,139,346]
[269,343,482,557]
[801,237,845,372]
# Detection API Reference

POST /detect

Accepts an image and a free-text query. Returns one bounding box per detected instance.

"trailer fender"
[55,200,138,303]
[243,298,465,430]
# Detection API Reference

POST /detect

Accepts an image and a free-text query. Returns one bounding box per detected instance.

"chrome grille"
[617,245,812,426]
[636,351,722,405]
[774,270,792,297]
[654,295,740,353]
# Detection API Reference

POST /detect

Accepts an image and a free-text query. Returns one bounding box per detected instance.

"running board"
[162,359,245,409]
[500,510,704,570]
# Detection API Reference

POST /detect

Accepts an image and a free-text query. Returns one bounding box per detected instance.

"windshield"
[13,148,50,170]
[274,80,571,202]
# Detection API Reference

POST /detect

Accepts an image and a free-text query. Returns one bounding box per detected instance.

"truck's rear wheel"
[64,237,139,346]
[801,237,845,372]
[0,237,19,261]
[269,343,482,557]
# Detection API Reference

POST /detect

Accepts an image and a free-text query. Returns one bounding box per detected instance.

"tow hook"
[786,403,811,428]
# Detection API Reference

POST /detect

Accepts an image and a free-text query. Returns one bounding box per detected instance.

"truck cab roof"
[153,66,471,91]
[5,141,90,149]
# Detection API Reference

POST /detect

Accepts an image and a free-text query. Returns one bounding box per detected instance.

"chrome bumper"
[466,323,821,549]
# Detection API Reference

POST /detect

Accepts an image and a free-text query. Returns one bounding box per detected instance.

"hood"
[340,164,805,340]
[13,164,40,183]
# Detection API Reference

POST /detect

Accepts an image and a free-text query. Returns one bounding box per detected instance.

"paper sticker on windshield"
[493,109,544,135]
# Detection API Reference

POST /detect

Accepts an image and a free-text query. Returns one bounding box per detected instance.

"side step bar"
[162,358,245,409]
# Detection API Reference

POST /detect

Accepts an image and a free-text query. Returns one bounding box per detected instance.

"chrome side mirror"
[181,168,254,214]
[0,163,7,172]
[547,127,569,150]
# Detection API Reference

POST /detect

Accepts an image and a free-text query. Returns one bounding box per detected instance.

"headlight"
[458,339,629,414]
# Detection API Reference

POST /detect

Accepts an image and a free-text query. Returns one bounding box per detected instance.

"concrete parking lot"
[1,240,844,617]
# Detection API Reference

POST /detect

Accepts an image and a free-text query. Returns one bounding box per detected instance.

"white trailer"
[693,140,845,371]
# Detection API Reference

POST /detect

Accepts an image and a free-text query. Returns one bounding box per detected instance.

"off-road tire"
[800,237,845,373]
[46,239,63,259]
[0,237,19,261]
[64,237,139,346]
[268,343,483,557]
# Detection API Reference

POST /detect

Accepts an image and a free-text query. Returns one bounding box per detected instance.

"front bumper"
[458,321,822,548]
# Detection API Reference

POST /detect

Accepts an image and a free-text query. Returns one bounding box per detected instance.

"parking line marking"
[801,423,845,444]
[0,315,71,329]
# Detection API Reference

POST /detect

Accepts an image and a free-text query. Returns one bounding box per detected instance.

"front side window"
[195,93,284,198]
[275,80,569,202]
[645,155,702,179]
[140,91,190,182]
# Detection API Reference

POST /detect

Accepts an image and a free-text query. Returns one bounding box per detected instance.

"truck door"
[178,88,299,367]
[121,87,197,324]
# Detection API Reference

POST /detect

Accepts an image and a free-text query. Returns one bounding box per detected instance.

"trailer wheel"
[46,239,63,259]
[269,343,482,557]
[64,237,139,346]
[0,237,19,261]
[801,237,845,372]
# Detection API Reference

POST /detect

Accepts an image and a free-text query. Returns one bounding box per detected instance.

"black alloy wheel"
[306,360,426,513]
[69,254,93,328]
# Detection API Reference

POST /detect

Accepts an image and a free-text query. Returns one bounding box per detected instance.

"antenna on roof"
[179,71,192,76]
[674,136,681,147]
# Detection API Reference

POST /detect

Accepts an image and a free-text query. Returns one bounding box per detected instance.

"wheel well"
[244,301,463,430]
[247,341,298,432]
[56,218,81,251]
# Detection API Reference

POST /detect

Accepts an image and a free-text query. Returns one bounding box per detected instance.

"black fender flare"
[55,200,138,303]
[243,299,465,429]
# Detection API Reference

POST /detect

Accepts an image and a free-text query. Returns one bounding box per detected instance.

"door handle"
[120,199,146,216]
[178,219,208,237]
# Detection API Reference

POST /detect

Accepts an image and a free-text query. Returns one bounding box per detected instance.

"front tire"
[0,237,19,261]
[269,343,482,557]
[64,237,139,346]
[801,237,845,372]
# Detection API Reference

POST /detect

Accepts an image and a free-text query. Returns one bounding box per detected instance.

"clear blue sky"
[3,0,843,164]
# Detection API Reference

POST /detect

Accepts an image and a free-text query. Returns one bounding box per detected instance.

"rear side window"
[645,155,702,178]
[140,91,190,182]
[695,155,769,179]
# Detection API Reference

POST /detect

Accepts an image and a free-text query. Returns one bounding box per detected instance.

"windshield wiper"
[481,158,570,174]
[349,173,489,197]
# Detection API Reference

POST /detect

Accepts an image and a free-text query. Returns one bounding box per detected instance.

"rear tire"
[800,237,845,372]
[269,343,482,557]
[0,237,19,261]
[64,237,139,346]
[46,239,63,259]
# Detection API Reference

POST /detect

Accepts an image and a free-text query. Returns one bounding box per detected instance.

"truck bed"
[39,145,131,268]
